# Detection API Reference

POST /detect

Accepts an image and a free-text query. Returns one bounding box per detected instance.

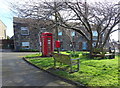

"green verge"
[25,52,119,87]
[25,53,41,58]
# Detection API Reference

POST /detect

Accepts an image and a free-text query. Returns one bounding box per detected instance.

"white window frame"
[22,42,30,49]
[21,27,29,35]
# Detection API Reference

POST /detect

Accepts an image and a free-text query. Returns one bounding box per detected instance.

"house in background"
[0,20,7,39]
[0,20,7,49]
[13,17,54,51]
[0,20,14,49]
[13,17,91,51]
[13,17,110,51]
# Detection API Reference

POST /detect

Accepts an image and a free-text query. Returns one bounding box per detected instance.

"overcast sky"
[0,0,119,41]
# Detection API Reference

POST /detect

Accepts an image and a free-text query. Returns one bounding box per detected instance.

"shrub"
[25,53,41,58]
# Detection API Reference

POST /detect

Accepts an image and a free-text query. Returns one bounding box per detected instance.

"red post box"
[40,32,54,56]
[55,40,61,48]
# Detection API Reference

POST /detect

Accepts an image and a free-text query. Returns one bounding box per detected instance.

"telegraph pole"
[54,1,59,53]
[54,2,58,41]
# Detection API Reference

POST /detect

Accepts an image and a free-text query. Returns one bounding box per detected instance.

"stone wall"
[0,39,14,49]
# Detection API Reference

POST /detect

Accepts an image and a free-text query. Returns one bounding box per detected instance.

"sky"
[0,0,13,37]
[0,0,119,41]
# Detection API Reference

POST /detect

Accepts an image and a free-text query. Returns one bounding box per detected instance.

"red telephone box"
[40,32,54,56]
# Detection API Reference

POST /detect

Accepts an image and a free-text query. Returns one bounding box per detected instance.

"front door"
[82,42,87,50]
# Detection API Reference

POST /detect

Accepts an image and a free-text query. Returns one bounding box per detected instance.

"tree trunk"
[89,40,93,58]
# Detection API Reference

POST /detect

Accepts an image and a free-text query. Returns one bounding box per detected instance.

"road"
[2,52,75,87]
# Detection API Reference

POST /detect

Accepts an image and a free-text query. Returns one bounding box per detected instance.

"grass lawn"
[25,52,119,87]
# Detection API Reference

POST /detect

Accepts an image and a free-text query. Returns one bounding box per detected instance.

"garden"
[24,51,119,88]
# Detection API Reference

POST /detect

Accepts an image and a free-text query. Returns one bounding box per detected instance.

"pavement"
[1,51,76,87]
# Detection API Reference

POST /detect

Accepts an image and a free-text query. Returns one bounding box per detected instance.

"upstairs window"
[21,27,29,35]
[92,31,98,36]
[71,31,75,36]
[58,31,62,36]
[22,42,30,49]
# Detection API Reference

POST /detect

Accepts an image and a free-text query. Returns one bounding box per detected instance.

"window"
[93,37,97,40]
[58,31,62,35]
[92,31,98,36]
[41,27,46,32]
[22,42,30,49]
[71,31,75,36]
[21,27,29,35]
[4,30,6,39]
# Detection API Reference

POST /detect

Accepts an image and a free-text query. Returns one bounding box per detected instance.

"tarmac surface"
[1,51,75,87]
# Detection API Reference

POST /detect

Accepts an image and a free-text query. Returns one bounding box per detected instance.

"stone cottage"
[13,17,104,51]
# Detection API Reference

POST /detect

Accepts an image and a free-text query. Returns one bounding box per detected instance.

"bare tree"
[10,0,65,53]
[10,0,65,32]
[10,0,120,56]
[56,1,120,56]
